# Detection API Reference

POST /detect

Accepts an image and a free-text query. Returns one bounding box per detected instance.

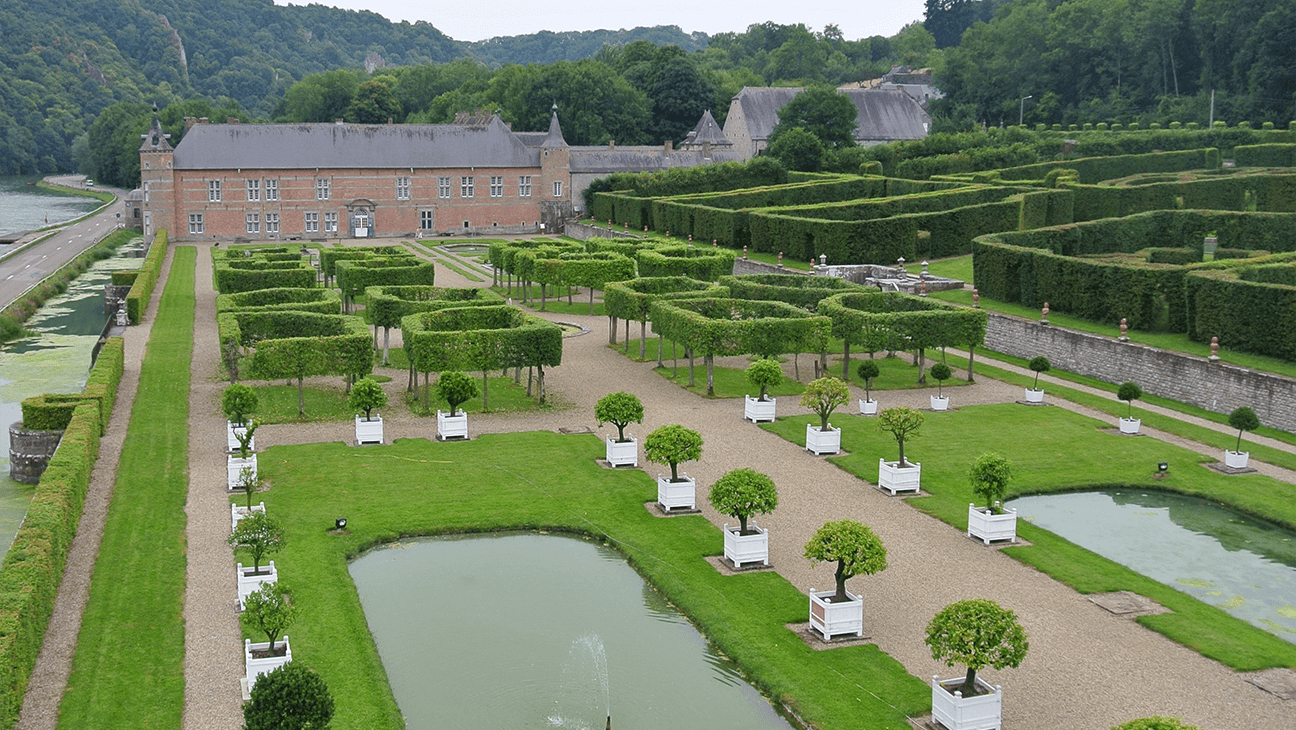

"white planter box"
[808,588,863,640]
[227,421,254,453]
[1225,450,1250,469]
[859,398,878,415]
[245,636,292,690]
[931,395,950,411]
[805,424,841,455]
[237,560,277,610]
[967,504,1017,545]
[744,395,777,423]
[228,454,258,491]
[355,414,383,445]
[723,522,769,568]
[437,410,468,440]
[1024,388,1044,403]
[231,501,265,531]
[1119,417,1141,434]
[878,459,921,495]
[605,436,638,467]
[657,473,696,511]
[931,675,1002,730]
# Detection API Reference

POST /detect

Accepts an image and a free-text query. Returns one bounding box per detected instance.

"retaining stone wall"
[8,423,62,484]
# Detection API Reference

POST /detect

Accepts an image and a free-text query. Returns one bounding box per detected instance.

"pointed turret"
[541,103,567,149]
[684,110,731,148]
[139,103,172,152]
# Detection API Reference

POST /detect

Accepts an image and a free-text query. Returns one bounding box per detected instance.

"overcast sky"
[274,1,928,43]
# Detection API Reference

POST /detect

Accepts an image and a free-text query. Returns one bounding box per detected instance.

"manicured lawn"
[58,247,196,728]
[923,254,973,283]
[489,283,577,306]
[405,374,553,415]
[246,432,929,730]
[519,296,606,317]
[246,383,362,424]
[653,363,808,399]
[763,404,1296,671]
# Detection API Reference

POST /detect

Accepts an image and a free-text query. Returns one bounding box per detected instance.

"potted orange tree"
[744,359,782,423]
[645,424,703,512]
[595,391,644,467]
[877,407,924,494]
[966,452,1017,545]
[709,468,778,568]
[803,519,887,640]
[801,376,849,455]
[857,360,880,415]
[925,598,1028,730]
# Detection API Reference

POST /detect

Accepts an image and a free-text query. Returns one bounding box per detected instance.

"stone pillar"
[9,422,63,484]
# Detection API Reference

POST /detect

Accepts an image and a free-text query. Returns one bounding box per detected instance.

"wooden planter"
[244,636,292,691]
[877,458,921,495]
[656,473,696,511]
[237,560,277,610]
[808,588,863,640]
[859,398,878,415]
[605,436,638,467]
[227,421,253,453]
[355,414,383,445]
[805,424,841,455]
[967,504,1017,545]
[930,675,1002,730]
[744,395,777,423]
[723,522,769,568]
[231,501,266,532]
[227,454,257,491]
[437,410,468,440]
[1119,417,1141,434]
[1024,388,1044,403]
[930,395,950,411]
[1225,450,1250,469]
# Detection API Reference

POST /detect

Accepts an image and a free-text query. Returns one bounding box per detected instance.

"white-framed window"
[304,212,319,233]
[518,175,532,197]
[552,181,563,198]
[187,213,203,234]
[324,212,338,232]
[143,182,150,202]
[489,176,503,198]
[265,213,280,233]
[420,210,435,230]
[246,179,260,201]
[245,213,260,234]
[397,177,410,200]
[316,178,331,200]
[438,177,451,198]
[460,176,474,198]
[207,180,222,202]
[265,179,279,201]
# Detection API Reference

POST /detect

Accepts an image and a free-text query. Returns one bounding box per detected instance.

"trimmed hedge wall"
[214,287,342,315]
[648,297,831,359]
[818,291,988,352]
[586,158,789,221]
[401,304,563,374]
[603,277,730,324]
[1233,144,1296,168]
[125,230,167,323]
[335,257,435,300]
[20,337,125,434]
[635,246,736,280]
[365,286,504,329]
[717,274,861,311]
[213,260,316,294]
[0,403,100,726]
[318,246,407,279]
[218,311,372,382]
[1186,267,1296,360]
[110,270,140,287]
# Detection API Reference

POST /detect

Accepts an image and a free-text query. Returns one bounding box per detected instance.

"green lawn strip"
[246,383,362,424]
[652,363,808,399]
[761,404,1296,670]
[490,283,576,302]
[922,254,973,283]
[57,246,196,729]
[947,353,1296,473]
[521,298,607,317]
[403,241,486,282]
[250,433,929,730]
[405,374,550,415]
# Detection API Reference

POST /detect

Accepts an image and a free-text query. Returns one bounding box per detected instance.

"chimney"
[335,118,344,125]
[608,139,615,150]
[226,117,239,124]
[387,117,393,125]
[184,116,197,132]
[198,117,209,125]
[664,140,673,152]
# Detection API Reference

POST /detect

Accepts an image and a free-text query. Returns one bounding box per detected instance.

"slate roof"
[686,110,731,146]
[729,87,930,143]
[514,132,549,147]
[540,108,568,149]
[569,147,742,174]
[172,115,540,170]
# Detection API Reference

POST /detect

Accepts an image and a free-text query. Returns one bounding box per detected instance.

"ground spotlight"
[335,517,348,530]
[1157,462,1169,474]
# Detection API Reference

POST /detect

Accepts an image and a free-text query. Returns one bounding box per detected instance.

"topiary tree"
[1027,356,1050,390]
[925,598,1029,697]
[348,376,387,420]
[234,419,260,460]
[222,383,259,425]
[228,512,284,575]
[709,468,778,534]
[1112,718,1201,730]
[594,391,644,443]
[1228,406,1260,453]
[244,661,335,730]
[803,519,887,603]
[242,583,297,652]
[856,360,880,403]
[644,424,703,482]
[235,466,260,509]
[969,452,1012,513]
[1117,381,1142,418]
[930,362,952,398]
[436,371,479,415]
[878,406,924,466]
[800,376,850,431]
[746,359,783,402]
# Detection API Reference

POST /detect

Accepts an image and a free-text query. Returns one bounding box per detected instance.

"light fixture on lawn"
[335,517,347,530]
[1157,462,1169,473]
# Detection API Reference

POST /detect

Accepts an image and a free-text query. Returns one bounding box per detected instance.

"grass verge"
[404,374,552,415]
[57,246,195,728]
[248,432,929,729]
[762,404,1296,670]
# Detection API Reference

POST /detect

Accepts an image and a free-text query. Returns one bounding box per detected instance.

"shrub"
[1027,355,1050,389]
[745,359,783,402]
[644,424,703,481]
[856,360,880,402]
[969,452,1013,512]
[228,513,284,574]
[1228,406,1260,452]
[243,662,334,730]
[436,372,478,415]
[242,583,297,651]
[348,377,388,420]
[925,599,1029,697]
[878,406,924,466]
[800,377,850,431]
[708,468,778,534]
[222,383,259,425]
[803,520,887,602]
[929,363,952,397]
[594,392,644,443]
[1117,381,1143,418]
[1112,718,1201,730]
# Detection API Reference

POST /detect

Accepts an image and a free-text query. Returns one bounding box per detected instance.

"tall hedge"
[1186,266,1296,360]
[213,261,316,294]
[365,286,504,329]
[215,287,342,315]
[334,257,435,302]
[21,337,125,434]
[648,297,831,360]
[317,246,407,280]
[401,305,563,376]
[635,246,736,280]
[818,291,988,353]
[219,311,371,385]
[125,230,167,323]
[718,273,861,311]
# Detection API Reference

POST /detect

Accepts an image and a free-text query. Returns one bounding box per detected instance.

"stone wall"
[9,423,62,484]
[984,312,1296,433]
[732,257,796,276]
[563,221,646,240]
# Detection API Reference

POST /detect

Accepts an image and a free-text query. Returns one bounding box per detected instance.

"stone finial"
[1041,302,1050,325]
[1209,336,1221,361]
[921,260,929,277]
[688,234,693,243]
[666,230,670,238]
[820,253,828,266]
[897,256,906,273]
[608,219,613,228]
[644,226,648,233]
[743,245,748,259]
[920,279,928,297]
[624,222,628,231]
[778,252,784,267]
[1119,318,1129,342]
[972,288,980,308]
[713,239,717,247]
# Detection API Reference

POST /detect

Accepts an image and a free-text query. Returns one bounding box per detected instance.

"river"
[0,176,100,237]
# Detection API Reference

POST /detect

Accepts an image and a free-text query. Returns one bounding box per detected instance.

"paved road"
[0,179,127,310]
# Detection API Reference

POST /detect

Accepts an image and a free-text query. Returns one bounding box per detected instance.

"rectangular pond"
[1008,489,1296,641]
[349,532,797,730]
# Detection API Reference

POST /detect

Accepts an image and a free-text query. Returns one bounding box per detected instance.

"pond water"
[0,236,146,553]
[349,533,796,730]
[1008,489,1296,641]
[0,175,99,237]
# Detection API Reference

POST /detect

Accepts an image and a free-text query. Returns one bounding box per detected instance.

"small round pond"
[349,532,796,730]
[1008,489,1296,641]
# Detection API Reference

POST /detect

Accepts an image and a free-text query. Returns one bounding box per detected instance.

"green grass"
[521,296,607,317]
[246,432,929,730]
[490,283,576,304]
[58,246,195,729]
[247,383,360,424]
[404,241,486,282]
[922,254,973,283]
[762,404,1296,670]
[652,363,809,399]
[406,374,553,415]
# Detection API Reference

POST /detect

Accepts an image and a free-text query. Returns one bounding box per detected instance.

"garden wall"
[983,312,1296,433]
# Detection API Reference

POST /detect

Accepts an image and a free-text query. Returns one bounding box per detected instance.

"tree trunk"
[568,286,573,305]
[514,366,521,383]
[588,287,595,315]
[527,366,534,396]
[424,371,430,409]
[624,320,630,350]
[609,315,617,344]
[705,354,714,396]
[738,514,748,533]
[537,365,546,404]
[382,327,390,366]
[672,340,678,378]
[639,321,647,360]
[966,344,976,382]
[917,347,927,384]
[657,334,663,367]
[834,560,848,602]
[962,667,978,697]
[297,375,305,416]
[540,283,547,311]
[842,341,851,380]
[794,352,799,380]
[482,371,489,411]
[687,349,695,387]
[898,438,906,467]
